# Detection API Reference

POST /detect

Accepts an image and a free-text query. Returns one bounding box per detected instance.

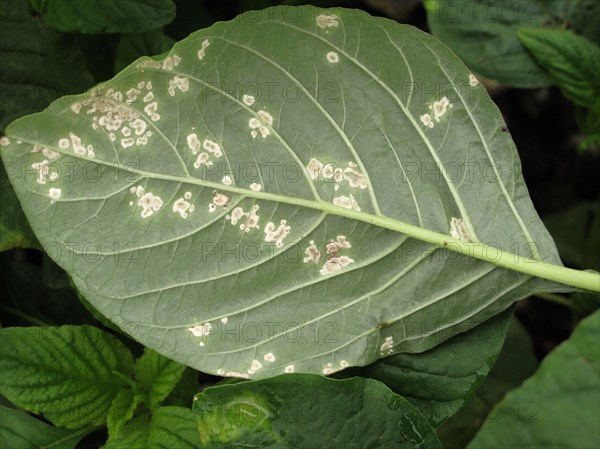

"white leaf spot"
[343,167,367,189]
[316,14,339,28]
[469,74,479,87]
[121,138,135,149]
[327,52,339,63]
[333,194,360,211]
[58,139,69,149]
[303,241,321,264]
[264,220,291,247]
[203,139,222,157]
[243,94,255,106]
[420,114,434,128]
[222,175,233,186]
[168,76,189,96]
[184,191,192,200]
[173,198,192,218]
[380,336,394,355]
[284,364,295,373]
[212,191,230,207]
[221,317,228,324]
[138,192,163,218]
[319,255,354,276]
[188,323,212,337]
[264,353,275,362]
[306,158,323,180]
[249,183,261,192]
[450,217,472,242]
[48,188,62,200]
[431,96,452,122]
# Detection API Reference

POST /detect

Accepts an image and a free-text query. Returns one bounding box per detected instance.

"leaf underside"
[1,6,562,379]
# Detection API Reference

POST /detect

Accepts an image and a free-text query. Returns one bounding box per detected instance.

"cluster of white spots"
[0,136,10,146]
[226,205,260,233]
[303,241,321,264]
[249,182,262,192]
[209,191,230,213]
[469,74,479,87]
[264,220,291,248]
[221,175,233,186]
[264,352,275,362]
[326,52,340,63]
[187,133,223,169]
[249,110,273,139]
[316,14,339,28]
[220,317,228,324]
[162,54,182,70]
[323,360,349,375]
[307,159,366,191]
[450,217,472,242]
[32,144,60,160]
[340,360,349,368]
[224,372,250,379]
[320,255,354,276]
[130,185,163,218]
[32,160,59,184]
[58,133,95,158]
[242,94,255,106]
[422,96,453,129]
[326,235,351,254]
[247,359,262,375]
[198,39,210,60]
[188,323,212,337]
[380,336,394,355]
[48,188,62,200]
[168,75,189,96]
[71,84,154,149]
[333,194,360,211]
[284,364,295,373]
[173,191,195,219]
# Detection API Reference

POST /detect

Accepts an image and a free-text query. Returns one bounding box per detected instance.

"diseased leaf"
[437,317,538,448]
[517,27,600,108]
[115,29,176,73]
[341,307,514,426]
[29,0,176,34]
[193,374,442,449]
[135,348,186,409]
[0,404,91,449]
[0,325,136,429]
[424,0,598,88]
[1,6,581,381]
[468,310,600,449]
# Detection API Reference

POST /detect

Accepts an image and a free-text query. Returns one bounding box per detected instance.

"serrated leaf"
[437,317,538,448]
[468,310,600,449]
[0,404,91,449]
[135,348,186,409]
[193,373,442,448]
[424,0,598,88]
[517,27,600,108]
[29,0,176,34]
[341,307,514,426]
[1,5,588,381]
[103,406,200,449]
[0,325,136,429]
[115,29,176,73]
[107,389,142,439]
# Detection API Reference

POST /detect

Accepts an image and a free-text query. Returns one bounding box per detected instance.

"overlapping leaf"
[1,6,567,379]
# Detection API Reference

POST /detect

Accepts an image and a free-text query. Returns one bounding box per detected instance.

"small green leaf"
[517,27,600,108]
[437,317,538,448]
[0,325,136,429]
[468,310,600,449]
[135,348,186,409]
[107,389,142,439]
[104,407,200,449]
[341,307,514,426]
[29,0,176,34]
[0,404,91,449]
[193,373,442,448]
[115,29,176,73]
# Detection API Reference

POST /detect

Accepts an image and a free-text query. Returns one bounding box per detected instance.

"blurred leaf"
[115,29,176,73]
[29,0,176,34]
[437,317,538,448]
[543,202,600,270]
[468,310,600,449]
[0,404,91,449]
[518,27,600,108]
[0,0,93,131]
[107,389,143,439]
[135,348,186,409]
[162,368,201,408]
[341,308,514,426]
[0,325,136,429]
[194,374,442,448]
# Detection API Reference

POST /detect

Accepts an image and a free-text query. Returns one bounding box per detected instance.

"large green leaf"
[468,310,600,449]
[193,374,442,448]
[0,404,91,449]
[424,0,599,88]
[1,6,588,380]
[341,307,514,426]
[29,0,176,34]
[0,325,135,429]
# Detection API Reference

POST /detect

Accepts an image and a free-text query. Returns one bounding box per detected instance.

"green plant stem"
[0,305,49,326]
[10,138,600,293]
[534,292,574,309]
[112,370,138,389]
